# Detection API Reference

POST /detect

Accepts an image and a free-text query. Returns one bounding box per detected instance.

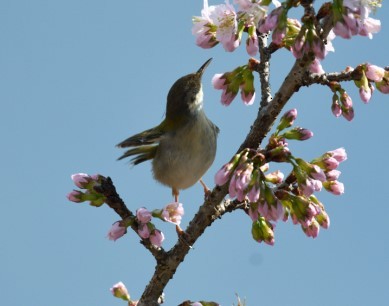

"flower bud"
[110,282,130,301]
[136,207,152,224]
[107,221,127,241]
[149,229,165,248]
[365,64,385,82]
[67,190,84,203]
[283,127,313,141]
[323,180,345,195]
[277,109,298,132]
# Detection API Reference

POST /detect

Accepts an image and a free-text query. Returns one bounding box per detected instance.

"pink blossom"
[107,221,127,241]
[333,20,353,39]
[376,78,389,94]
[283,127,313,140]
[136,207,152,224]
[325,169,341,181]
[328,148,347,162]
[365,64,385,82]
[310,59,325,74]
[246,34,259,56]
[317,210,330,229]
[71,173,91,188]
[359,86,372,103]
[269,200,284,221]
[359,17,381,39]
[340,92,353,109]
[323,156,339,170]
[258,6,282,33]
[272,28,286,45]
[342,107,354,121]
[161,202,184,225]
[247,186,260,203]
[310,165,326,182]
[312,39,325,60]
[221,89,237,106]
[215,162,234,186]
[192,0,218,49]
[210,1,240,52]
[265,170,284,184]
[331,99,342,117]
[137,223,151,239]
[234,163,254,201]
[248,207,259,221]
[324,180,345,195]
[300,177,322,197]
[303,219,320,238]
[110,282,130,301]
[67,190,83,203]
[212,74,227,90]
[149,229,165,248]
[240,88,255,105]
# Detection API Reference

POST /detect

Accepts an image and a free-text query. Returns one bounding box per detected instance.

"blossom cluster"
[193,0,384,106]
[193,0,381,56]
[214,109,346,244]
[66,173,106,206]
[333,0,381,39]
[67,174,185,248]
[212,63,256,105]
[328,63,388,121]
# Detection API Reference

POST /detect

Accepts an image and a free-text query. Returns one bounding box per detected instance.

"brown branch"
[95,177,167,261]
[137,8,336,306]
[301,66,364,87]
[136,46,320,306]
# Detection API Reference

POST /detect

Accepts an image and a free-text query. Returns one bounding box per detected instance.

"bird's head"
[165,58,212,121]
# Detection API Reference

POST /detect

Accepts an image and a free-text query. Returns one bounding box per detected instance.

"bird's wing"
[116,126,164,148]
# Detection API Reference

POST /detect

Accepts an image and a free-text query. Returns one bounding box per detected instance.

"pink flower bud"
[110,281,130,301]
[328,147,347,162]
[303,219,320,238]
[212,74,227,90]
[365,64,385,82]
[323,180,345,195]
[137,223,151,239]
[325,169,341,181]
[246,34,259,56]
[71,173,91,188]
[310,58,325,74]
[359,86,372,103]
[215,163,233,186]
[342,106,354,121]
[67,190,84,203]
[107,221,127,241]
[149,229,165,248]
[136,207,152,224]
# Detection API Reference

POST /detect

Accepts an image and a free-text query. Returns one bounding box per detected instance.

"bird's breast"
[152,112,218,190]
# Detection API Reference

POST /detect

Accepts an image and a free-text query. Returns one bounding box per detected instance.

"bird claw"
[200,179,212,201]
[175,225,193,249]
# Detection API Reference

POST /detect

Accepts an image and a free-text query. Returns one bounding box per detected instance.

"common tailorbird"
[117,58,219,202]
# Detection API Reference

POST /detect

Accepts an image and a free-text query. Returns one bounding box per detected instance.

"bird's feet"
[200,179,212,200]
[175,225,193,249]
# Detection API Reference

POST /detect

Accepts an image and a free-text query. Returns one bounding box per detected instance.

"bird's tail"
[117,145,158,165]
[117,126,162,165]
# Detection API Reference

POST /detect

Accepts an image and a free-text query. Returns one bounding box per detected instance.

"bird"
[117,58,219,203]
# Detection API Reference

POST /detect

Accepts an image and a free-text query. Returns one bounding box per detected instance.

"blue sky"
[1,1,388,305]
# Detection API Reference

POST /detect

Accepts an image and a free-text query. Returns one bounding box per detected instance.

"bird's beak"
[197,58,213,76]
